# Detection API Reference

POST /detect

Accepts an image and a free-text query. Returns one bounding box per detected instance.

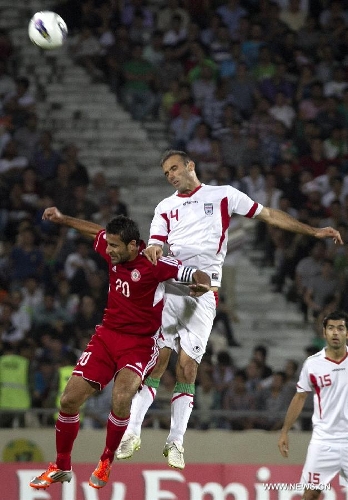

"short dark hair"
[106,215,140,245]
[322,310,348,328]
[160,150,191,167]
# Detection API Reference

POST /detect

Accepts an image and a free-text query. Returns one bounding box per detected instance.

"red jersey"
[94,230,193,336]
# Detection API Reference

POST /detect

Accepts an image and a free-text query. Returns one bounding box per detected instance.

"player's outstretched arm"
[42,207,103,239]
[189,270,211,297]
[278,391,307,458]
[256,207,343,244]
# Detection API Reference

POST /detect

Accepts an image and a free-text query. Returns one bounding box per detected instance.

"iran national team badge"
[131,269,141,281]
[204,203,213,215]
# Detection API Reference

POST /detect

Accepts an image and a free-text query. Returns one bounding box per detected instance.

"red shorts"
[72,324,159,389]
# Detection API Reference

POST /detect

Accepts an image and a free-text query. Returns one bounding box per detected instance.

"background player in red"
[29,207,211,491]
[278,310,348,499]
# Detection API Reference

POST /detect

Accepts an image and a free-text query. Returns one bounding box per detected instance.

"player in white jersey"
[117,149,343,469]
[278,310,348,500]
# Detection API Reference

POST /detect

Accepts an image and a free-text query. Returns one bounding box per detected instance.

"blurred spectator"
[0,138,28,181]
[252,344,273,379]
[31,131,62,181]
[279,0,306,32]
[9,226,43,287]
[248,96,276,140]
[304,258,341,319]
[222,369,256,430]
[216,0,248,38]
[63,238,97,294]
[3,76,35,128]
[120,0,154,30]
[61,143,90,187]
[212,350,235,407]
[31,292,71,343]
[202,79,236,132]
[87,169,109,206]
[70,25,104,81]
[186,121,221,179]
[0,60,15,101]
[191,63,217,110]
[194,370,220,430]
[255,371,289,430]
[65,184,99,220]
[143,30,164,68]
[13,112,40,160]
[169,100,201,149]
[157,0,190,32]
[215,119,248,169]
[228,61,257,118]
[73,295,102,341]
[241,161,266,197]
[45,162,73,212]
[106,185,129,217]
[163,14,188,47]
[259,61,294,104]
[121,43,158,121]
[0,342,31,428]
[269,91,296,129]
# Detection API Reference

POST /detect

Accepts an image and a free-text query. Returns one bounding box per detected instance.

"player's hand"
[278,433,289,458]
[315,227,343,245]
[42,206,63,222]
[143,245,163,265]
[189,283,211,297]
[190,270,211,296]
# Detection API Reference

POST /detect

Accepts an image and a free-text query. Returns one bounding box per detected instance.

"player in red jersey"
[29,207,211,491]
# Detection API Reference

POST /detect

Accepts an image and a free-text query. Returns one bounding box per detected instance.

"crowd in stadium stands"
[1,0,348,430]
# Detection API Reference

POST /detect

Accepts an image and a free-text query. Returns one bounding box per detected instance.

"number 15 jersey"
[297,347,348,441]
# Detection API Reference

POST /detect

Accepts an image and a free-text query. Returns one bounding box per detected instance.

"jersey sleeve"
[152,256,197,283]
[296,360,312,393]
[93,229,109,261]
[227,185,263,218]
[148,202,168,246]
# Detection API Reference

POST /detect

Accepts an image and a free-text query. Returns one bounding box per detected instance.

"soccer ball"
[28,11,68,50]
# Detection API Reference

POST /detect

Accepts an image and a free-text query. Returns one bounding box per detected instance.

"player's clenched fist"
[42,206,63,222]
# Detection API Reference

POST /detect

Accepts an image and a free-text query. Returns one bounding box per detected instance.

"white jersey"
[148,184,263,286]
[297,347,348,441]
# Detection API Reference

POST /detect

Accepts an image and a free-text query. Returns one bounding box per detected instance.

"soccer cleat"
[163,442,185,469]
[116,433,141,460]
[88,458,112,489]
[29,463,72,490]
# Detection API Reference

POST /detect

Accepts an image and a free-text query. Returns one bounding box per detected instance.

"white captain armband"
[177,266,198,283]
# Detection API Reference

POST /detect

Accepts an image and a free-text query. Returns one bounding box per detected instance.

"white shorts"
[159,281,217,363]
[301,440,348,488]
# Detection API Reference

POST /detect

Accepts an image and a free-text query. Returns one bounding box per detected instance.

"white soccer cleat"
[163,442,185,469]
[116,433,141,460]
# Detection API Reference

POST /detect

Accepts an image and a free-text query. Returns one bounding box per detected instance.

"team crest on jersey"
[131,269,141,281]
[193,345,201,353]
[204,203,213,215]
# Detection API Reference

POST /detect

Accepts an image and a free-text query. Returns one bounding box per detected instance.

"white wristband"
[177,266,198,283]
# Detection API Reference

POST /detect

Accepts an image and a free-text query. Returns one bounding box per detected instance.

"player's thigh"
[61,374,97,408]
[151,347,172,378]
[178,292,216,363]
[301,441,341,487]
[113,367,143,403]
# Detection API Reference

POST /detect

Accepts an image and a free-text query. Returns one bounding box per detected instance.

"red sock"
[100,412,129,463]
[55,412,80,471]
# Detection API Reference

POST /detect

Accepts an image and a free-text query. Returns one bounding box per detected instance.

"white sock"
[167,392,194,446]
[126,385,157,437]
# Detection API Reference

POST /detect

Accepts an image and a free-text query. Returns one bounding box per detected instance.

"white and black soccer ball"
[28,11,68,50]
